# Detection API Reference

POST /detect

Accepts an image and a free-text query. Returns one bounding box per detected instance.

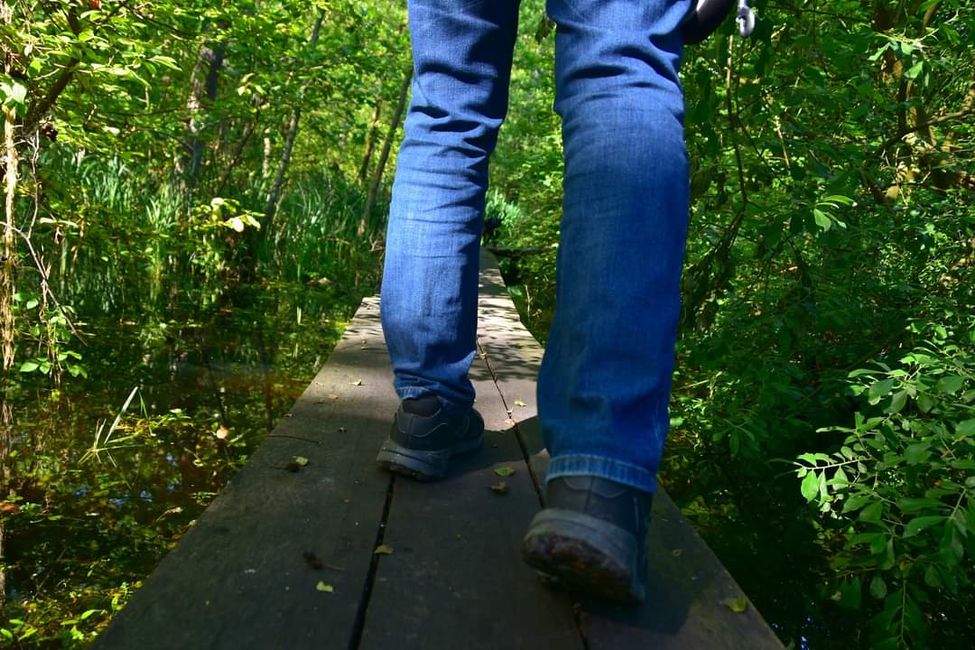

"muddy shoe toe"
[521,476,652,603]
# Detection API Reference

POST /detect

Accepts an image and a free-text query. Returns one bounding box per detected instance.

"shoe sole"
[521,508,645,604]
[375,434,483,481]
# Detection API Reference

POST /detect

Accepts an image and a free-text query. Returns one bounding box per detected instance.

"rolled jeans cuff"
[545,454,657,494]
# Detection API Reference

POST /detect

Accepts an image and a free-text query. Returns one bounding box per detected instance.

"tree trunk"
[182,42,225,201]
[262,9,326,230]
[357,98,383,184]
[359,67,412,237]
[1,91,18,616]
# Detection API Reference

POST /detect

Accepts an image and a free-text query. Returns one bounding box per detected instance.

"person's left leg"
[521,0,691,603]
[377,0,521,480]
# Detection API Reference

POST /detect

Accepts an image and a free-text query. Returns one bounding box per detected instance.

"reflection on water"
[2,280,362,644]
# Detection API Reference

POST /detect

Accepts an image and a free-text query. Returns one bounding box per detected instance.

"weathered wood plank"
[358,352,583,649]
[95,299,396,650]
[475,252,783,649]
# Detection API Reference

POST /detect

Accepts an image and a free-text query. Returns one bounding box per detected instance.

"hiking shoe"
[375,395,484,480]
[521,476,653,603]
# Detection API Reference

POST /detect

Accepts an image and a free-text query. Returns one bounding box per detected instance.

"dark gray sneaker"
[521,476,653,603]
[375,395,484,480]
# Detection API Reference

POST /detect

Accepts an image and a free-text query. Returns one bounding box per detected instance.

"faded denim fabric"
[381,0,692,493]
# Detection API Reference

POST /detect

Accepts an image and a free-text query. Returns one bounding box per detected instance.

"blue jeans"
[381,0,691,494]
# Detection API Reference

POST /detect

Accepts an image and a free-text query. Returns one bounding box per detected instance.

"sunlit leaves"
[796,325,975,645]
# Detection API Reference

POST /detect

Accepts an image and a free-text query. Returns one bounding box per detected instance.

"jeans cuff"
[545,454,657,494]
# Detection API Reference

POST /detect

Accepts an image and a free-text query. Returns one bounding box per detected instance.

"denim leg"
[539,0,692,493]
[381,0,521,414]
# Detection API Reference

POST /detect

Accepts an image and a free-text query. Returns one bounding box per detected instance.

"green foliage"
[796,318,975,647]
[3,0,399,644]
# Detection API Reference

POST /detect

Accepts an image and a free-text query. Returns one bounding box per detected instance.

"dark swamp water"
[1,279,361,645]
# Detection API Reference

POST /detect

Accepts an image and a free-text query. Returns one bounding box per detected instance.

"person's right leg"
[522,0,692,602]
[378,0,521,480]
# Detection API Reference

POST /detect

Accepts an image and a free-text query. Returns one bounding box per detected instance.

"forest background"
[1,0,973,648]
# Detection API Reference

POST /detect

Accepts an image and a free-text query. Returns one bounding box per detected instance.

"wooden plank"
[475,251,784,649]
[358,359,583,649]
[95,298,397,650]
[582,483,785,649]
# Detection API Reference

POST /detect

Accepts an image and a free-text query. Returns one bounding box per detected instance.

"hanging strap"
[736,0,756,38]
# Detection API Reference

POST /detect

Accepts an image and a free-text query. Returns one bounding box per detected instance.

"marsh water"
[2,277,362,644]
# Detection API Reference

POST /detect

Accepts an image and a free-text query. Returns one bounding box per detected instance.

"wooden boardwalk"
[95,251,783,650]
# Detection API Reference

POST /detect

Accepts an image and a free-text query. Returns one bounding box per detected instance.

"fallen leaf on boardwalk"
[490,481,508,495]
[373,544,394,555]
[316,581,334,593]
[494,466,515,477]
[350,379,363,386]
[337,426,347,433]
[293,456,309,467]
[721,596,748,613]
[671,548,683,558]
[514,399,527,407]
[327,394,339,400]
[504,418,515,427]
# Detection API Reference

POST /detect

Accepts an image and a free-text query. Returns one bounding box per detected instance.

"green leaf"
[924,565,941,588]
[917,393,935,413]
[887,390,908,413]
[823,194,855,206]
[832,467,849,486]
[813,208,832,231]
[869,575,887,600]
[936,375,964,395]
[800,471,819,502]
[903,515,945,538]
[904,60,924,80]
[493,466,515,477]
[868,379,895,403]
[956,419,975,437]
[897,497,944,513]
[843,493,872,513]
[833,578,862,609]
[18,361,39,373]
[720,596,748,613]
[860,501,884,523]
[1,80,27,106]
[315,581,334,593]
[904,443,931,465]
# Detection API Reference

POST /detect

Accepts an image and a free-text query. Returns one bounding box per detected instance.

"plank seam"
[475,338,545,508]
[347,474,395,650]
[476,337,596,649]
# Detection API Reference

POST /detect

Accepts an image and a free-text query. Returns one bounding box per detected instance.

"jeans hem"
[545,454,657,494]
